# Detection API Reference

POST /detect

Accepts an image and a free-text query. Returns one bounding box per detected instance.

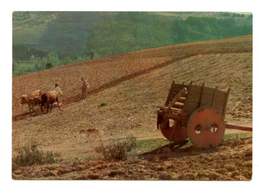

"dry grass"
[13,144,59,169]
[95,135,136,160]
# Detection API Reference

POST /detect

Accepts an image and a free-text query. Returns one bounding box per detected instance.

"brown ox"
[20,89,42,113]
[41,89,63,113]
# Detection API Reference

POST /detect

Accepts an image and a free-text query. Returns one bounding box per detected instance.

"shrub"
[95,135,136,161]
[13,144,59,168]
[45,62,53,69]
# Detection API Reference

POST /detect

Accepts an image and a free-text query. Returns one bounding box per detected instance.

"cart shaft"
[225,123,252,132]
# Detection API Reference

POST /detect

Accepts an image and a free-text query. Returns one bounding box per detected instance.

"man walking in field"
[53,83,64,109]
[81,77,90,99]
[54,83,63,97]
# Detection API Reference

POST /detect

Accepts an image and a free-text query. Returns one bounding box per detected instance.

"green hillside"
[13,12,252,75]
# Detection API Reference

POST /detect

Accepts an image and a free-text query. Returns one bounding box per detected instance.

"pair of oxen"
[20,89,63,114]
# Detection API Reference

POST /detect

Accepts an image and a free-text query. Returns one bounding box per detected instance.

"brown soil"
[13,51,252,160]
[12,36,252,180]
[13,137,252,180]
[13,35,251,117]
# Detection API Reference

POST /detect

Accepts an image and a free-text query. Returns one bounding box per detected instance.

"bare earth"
[13,137,252,180]
[12,36,252,180]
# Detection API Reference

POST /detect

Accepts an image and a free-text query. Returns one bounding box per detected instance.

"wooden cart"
[157,81,251,148]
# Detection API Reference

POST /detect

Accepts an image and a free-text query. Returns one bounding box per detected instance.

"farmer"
[81,77,90,99]
[54,83,63,97]
[53,83,63,104]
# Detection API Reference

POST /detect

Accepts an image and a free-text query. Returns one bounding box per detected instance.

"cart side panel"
[200,87,228,115]
[165,83,186,106]
[200,87,215,107]
[211,90,229,115]
[183,85,202,116]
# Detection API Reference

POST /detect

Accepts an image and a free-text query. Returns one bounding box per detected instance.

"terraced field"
[12,35,252,180]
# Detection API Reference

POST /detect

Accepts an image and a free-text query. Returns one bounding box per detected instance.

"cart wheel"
[160,119,188,143]
[187,107,225,148]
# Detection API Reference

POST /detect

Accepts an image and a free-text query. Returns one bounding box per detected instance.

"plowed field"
[12,35,252,180]
[13,35,251,116]
[13,137,252,180]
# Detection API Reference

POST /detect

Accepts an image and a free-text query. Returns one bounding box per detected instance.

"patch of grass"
[224,132,251,141]
[134,138,169,154]
[95,135,136,160]
[13,144,59,168]
[132,133,251,155]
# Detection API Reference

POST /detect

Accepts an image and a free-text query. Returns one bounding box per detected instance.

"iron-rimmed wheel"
[187,107,225,148]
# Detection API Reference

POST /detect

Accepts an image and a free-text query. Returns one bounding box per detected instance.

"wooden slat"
[211,86,218,107]
[165,83,186,106]
[165,84,186,106]
[198,83,205,107]
[173,102,185,108]
[168,87,188,107]
[179,97,187,101]
[183,85,202,116]
[222,88,231,117]
[170,107,182,112]
[212,90,228,114]
[200,87,214,107]
[165,81,175,106]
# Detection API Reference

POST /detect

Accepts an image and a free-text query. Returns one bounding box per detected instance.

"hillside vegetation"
[13,12,252,75]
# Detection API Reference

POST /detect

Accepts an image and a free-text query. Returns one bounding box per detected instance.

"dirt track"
[13,137,252,180]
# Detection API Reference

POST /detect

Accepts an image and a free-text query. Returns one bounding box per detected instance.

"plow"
[157,81,252,148]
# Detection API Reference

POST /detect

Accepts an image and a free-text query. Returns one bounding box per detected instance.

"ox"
[20,89,42,113]
[41,88,63,113]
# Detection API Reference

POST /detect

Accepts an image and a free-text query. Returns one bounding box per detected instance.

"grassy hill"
[13,12,252,75]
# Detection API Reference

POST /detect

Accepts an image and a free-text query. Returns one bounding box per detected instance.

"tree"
[47,52,60,65]
[45,62,53,69]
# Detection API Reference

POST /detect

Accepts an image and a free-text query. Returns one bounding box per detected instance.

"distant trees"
[13,12,252,75]
[13,52,60,75]
[85,13,252,58]
[47,52,60,65]
[85,51,94,60]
